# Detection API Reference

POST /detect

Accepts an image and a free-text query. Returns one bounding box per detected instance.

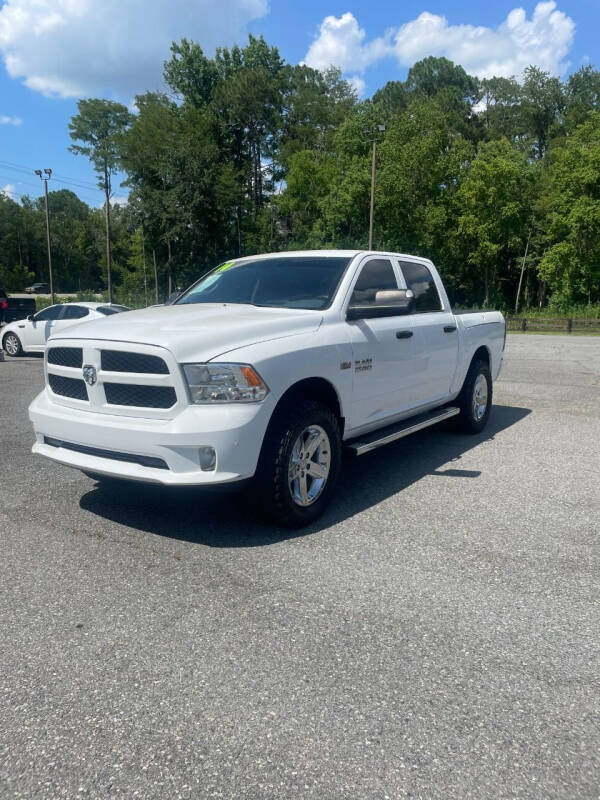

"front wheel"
[456,359,492,434]
[2,332,23,357]
[253,400,342,527]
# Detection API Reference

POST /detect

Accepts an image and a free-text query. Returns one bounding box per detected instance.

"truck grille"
[47,347,83,368]
[48,374,88,401]
[100,350,169,374]
[45,341,182,417]
[104,383,176,409]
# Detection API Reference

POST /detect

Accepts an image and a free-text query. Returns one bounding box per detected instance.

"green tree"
[521,66,564,158]
[537,113,600,308]
[564,65,600,132]
[453,139,535,307]
[69,99,132,300]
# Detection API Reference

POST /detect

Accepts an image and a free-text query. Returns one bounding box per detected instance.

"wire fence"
[506,317,600,333]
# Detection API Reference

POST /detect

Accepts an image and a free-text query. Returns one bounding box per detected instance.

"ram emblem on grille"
[82,365,97,386]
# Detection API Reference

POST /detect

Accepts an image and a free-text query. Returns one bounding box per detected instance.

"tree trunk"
[141,228,148,307]
[515,230,531,313]
[483,265,489,308]
[167,238,172,296]
[152,249,159,304]
[104,166,112,304]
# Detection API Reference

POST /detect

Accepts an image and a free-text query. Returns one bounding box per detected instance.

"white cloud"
[1,183,17,198]
[0,0,268,99]
[304,12,389,74]
[0,114,22,125]
[347,75,367,97]
[304,2,575,85]
[392,2,575,79]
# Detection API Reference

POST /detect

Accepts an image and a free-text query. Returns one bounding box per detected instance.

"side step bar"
[345,406,460,456]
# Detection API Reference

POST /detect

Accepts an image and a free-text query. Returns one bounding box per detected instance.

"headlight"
[182,363,269,404]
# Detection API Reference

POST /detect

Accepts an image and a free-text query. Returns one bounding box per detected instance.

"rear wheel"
[253,400,342,527]
[2,332,23,357]
[456,359,492,434]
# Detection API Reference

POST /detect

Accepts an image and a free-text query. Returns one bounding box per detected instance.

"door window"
[61,305,90,320]
[35,305,63,321]
[350,259,398,306]
[399,262,442,312]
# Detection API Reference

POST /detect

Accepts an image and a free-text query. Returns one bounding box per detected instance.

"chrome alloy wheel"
[472,373,488,421]
[288,425,331,507]
[3,334,19,356]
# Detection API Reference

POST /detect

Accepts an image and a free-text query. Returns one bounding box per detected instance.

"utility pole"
[363,125,386,250]
[35,168,55,305]
[515,230,532,314]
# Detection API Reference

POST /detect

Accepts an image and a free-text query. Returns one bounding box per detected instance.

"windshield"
[97,305,130,315]
[175,256,351,310]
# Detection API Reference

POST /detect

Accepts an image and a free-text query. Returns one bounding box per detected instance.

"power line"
[0,162,129,206]
[0,165,102,197]
[0,173,128,207]
[0,159,100,190]
[0,174,43,191]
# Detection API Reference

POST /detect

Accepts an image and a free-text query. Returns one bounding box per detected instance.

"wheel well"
[472,345,490,368]
[274,377,344,435]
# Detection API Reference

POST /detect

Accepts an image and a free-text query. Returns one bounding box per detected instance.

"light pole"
[35,168,55,305]
[363,125,385,250]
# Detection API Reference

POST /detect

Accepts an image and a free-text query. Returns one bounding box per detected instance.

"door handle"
[444,325,457,333]
[396,330,413,339]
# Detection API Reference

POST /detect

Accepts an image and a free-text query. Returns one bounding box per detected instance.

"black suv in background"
[0,288,36,325]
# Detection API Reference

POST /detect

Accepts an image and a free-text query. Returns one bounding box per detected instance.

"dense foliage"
[2,39,600,311]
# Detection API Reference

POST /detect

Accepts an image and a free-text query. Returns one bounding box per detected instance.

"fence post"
[567,318,572,333]
[521,318,527,332]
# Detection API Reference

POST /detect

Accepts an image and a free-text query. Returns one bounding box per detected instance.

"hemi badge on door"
[340,361,351,370]
[355,358,373,373]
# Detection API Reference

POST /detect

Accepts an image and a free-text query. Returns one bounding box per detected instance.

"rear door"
[53,304,91,335]
[345,257,417,431]
[398,259,458,407]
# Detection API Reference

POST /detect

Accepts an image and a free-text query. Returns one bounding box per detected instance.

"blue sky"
[0,0,597,207]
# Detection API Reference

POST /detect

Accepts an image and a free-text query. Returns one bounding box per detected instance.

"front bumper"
[29,389,274,485]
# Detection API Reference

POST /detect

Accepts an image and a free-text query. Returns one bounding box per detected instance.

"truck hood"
[48,303,323,362]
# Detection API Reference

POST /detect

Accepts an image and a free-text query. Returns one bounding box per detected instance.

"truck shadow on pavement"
[79,404,531,546]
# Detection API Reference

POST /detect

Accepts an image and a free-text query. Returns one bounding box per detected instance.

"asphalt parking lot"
[1,335,599,799]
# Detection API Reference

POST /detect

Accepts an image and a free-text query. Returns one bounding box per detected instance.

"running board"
[345,407,460,456]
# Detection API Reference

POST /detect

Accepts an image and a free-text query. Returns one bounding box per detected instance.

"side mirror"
[27,314,35,321]
[347,289,415,321]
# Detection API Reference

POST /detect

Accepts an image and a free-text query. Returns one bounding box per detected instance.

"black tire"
[2,331,23,357]
[253,399,342,528]
[456,359,492,434]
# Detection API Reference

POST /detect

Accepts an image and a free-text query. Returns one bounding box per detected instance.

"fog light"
[199,446,216,471]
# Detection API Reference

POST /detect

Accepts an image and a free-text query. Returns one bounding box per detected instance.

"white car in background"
[2,302,130,356]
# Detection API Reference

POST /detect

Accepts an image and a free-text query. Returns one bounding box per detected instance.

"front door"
[345,257,417,432]
[21,304,63,350]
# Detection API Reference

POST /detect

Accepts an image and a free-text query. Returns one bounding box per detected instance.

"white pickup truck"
[29,250,505,526]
